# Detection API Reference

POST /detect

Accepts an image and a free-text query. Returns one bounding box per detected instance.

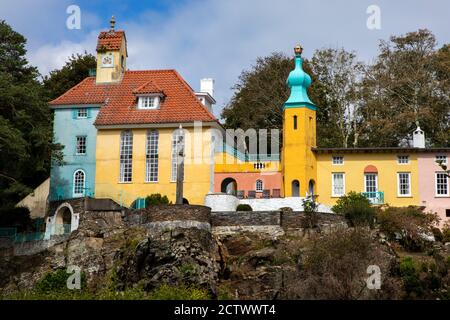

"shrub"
[301,196,319,228]
[377,206,439,251]
[34,268,87,294]
[399,257,423,298]
[442,223,450,243]
[332,192,376,227]
[0,206,31,231]
[145,194,171,206]
[236,204,252,211]
[148,284,210,300]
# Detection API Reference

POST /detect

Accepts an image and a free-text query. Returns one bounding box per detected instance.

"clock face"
[102,54,114,68]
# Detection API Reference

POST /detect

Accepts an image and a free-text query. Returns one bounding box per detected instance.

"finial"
[294,44,303,56]
[110,16,116,31]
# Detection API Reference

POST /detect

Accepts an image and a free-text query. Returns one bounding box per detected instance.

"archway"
[183,198,189,205]
[221,178,237,195]
[292,180,300,197]
[54,203,73,235]
[308,179,315,197]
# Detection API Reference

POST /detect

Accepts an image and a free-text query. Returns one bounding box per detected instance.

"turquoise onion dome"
[284,45,315,109]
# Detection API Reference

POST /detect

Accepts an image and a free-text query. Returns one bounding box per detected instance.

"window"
[253,163,266,170]
[171,129,185,182]
[332,156,344,165]
[256,179,263,192]
[397,155,409,164]
[397,172,411,196]
[364,174,378,193]
[436,155,447,165]
[145,130,159,182]
[77,108,87,118]
[119,131,133,182]
[446,209,450,218]
[293,115,297,130]
[76,136,86,155]
[138,96,159,109]
[332,173,345,197]
[73,170,85,197]
[436,173,449,196]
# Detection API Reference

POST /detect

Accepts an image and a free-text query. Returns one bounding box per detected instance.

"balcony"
[362,191,384,205]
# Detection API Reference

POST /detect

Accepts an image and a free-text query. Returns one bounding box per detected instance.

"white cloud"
[2,0,449,118]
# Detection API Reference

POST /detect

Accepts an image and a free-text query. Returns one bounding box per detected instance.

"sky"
[1,0,449,118]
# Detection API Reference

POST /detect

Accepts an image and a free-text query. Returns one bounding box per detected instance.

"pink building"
[418,152,450,226]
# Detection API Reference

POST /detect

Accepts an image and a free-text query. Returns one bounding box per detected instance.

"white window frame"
[364,173,378,193]
[397,172,411,197]
[255,179,263,192]
[73,169,85,197]
[77,108,87,118]
[332,173,345,197]
[436,155,447,165]
[75,136,87,155]
[145,130,159,182]
[138,96,160,110]
[435,172,449,197]
[397,155,409,164]
[119,131,133,183]
[171,129,185,182]
[332,156,344,165]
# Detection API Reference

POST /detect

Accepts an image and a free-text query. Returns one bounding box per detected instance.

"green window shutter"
[87,108,92,118]
[72,109,78,119]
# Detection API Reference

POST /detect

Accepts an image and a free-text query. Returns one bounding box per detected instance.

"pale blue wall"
[49,106,100,200]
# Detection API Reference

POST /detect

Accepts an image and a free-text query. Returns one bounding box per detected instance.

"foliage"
[43,52,96,100]
[236,204,253,211]
[0,20,62,208]
[301,196,319,228]
[399,256,450,299]
[145,194,171,206]
[148,284,210,300]
[377,206,439,251]
[289,226,399,299]
[332,192,376,227]
[34,268,87,294]
[0,206,31,231]
[442,223,450,243]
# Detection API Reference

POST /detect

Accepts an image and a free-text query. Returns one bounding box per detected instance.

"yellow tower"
[95,16,128,84]
[282,45,317,197]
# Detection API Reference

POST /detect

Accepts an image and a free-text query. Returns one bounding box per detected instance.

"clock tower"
[95,16,128,84]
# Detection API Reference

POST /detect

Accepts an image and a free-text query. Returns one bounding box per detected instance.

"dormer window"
[138,96,160,110]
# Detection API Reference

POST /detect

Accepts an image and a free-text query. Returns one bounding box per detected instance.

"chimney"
[413,124,425,148]
[200,78,214,98]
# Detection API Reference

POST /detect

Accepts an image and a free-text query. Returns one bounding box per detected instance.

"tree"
[360,29,449,147]
[43,52,96,100]
[0,20,61,207]
[310,48,365,147]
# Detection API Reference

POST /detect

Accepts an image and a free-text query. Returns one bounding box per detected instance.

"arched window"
[293,115,298,130]
[256,179,263,192]
[171,128,185,181]
[73,170,85,197]
[292,180,300,197]
[120,130,133,182]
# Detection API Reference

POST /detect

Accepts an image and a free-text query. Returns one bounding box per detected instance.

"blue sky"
[1,0,449,117]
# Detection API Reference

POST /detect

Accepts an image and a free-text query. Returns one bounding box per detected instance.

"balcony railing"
[362,191,384,205]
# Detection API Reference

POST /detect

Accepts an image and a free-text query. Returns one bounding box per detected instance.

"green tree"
[43,52,96,100]
[360,29,449,147]
[0,20,61,207]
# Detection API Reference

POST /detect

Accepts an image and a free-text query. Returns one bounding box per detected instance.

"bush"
[442,223,450,243]
[145,194,171,206]
[34,268,87,294]
[332,192,376,227]
[148,284,210,300]
[377,206,439,251]
[301,196,319,228]
[0,206,31,231]
[236,204,252,211]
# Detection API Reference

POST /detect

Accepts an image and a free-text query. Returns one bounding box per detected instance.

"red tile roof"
[96,30,126,52]
[49,70,218,126]
[133,80,164,95]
